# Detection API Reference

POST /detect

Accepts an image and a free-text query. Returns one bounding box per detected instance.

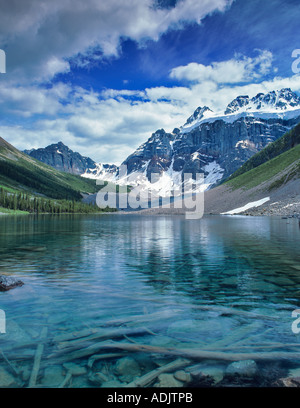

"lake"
[0,214,300,387]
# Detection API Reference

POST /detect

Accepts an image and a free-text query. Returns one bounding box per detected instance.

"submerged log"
[0,350,21,377]
[102,294,279,322]
[55,327,155,352]
[47,340,300,365]
[28,327,48,388]
[87,353,124,368]
[125,358,191,387]
[0,275,24,291]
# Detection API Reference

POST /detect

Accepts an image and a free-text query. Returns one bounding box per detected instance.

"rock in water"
[155,373,183,388]
[174,370,191,383]
[226,360,258,376]
[0,275,24,291]
[114,357,141,383]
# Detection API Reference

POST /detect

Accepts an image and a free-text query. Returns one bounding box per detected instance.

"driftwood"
[53,328,99,343]
[103,294,280,322]
[58,372,72,388]
[47,340,300,365]
[87,353,124,368]
[58,363,87,388]
[28,327,48,388]
[55,327,155,354]
[125,358,191,387]
[200,321,265,351]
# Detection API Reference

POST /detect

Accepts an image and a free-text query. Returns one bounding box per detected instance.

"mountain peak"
[225,88,300,115]
[184,106,213,127]
[24,141,96,175]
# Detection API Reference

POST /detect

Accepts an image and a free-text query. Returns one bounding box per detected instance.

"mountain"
[224,88,300,115]
[0,137,99,200]
[24,141,117,178]
[228,121,300,180]
[118,88,300,195]
[204,122,300,216]
[21,88,300,204]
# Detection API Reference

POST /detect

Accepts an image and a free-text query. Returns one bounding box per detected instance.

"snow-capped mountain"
[112,88,300,195]
[183,106,213,127]
[24,88,300,200]
[225,88,300,115]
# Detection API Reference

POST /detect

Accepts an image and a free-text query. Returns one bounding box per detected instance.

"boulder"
[0,275,24,291]
[174,370,191,383]
[155,373,183,388]
[114,357,141,383]
[186,363,225,384]
[226,360,258,376]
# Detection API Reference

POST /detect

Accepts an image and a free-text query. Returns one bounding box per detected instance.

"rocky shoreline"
[239,197,300,218]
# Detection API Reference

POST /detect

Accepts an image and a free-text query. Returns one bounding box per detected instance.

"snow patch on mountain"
[221,197,270,215]
[82,163,118,181]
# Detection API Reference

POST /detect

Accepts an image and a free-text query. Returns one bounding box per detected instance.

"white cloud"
[0,0,233,84]
[3,72,300,165]
[0,0,237,163]
[170,50,274,84]
[0,1,298,166]
[0,82,72,117]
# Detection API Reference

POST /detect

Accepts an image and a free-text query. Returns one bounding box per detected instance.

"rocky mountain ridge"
[118,88,300,193]
[24,88,300,196]
[24,141,117,177]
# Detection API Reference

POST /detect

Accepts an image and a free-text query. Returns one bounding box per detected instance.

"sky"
[0,0,300,164]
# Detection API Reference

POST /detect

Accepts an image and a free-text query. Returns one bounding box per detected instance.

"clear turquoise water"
[0,214,300,387]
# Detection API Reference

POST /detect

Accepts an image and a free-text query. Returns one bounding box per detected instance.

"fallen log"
[55,327,154,353]
[125,358,191,387]
[87,353,124,368]
[0,349,21,377]
[53,328,99,343]
[101,294,280,322]
[28,327,48,388]
[47,340,300,365]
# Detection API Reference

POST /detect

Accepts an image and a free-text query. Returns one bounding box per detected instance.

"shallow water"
[0,214,300,387]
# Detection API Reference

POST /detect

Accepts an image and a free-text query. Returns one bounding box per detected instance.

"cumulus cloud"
[1,82,188,163]
[0,0,233,84]
[3,71,300,164]
[170,50,274,84]
[1,1,299,165]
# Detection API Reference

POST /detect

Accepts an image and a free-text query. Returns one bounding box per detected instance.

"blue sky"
[0,0,300,164]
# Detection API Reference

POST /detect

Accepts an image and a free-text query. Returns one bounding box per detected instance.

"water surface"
[0,214,300,387]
